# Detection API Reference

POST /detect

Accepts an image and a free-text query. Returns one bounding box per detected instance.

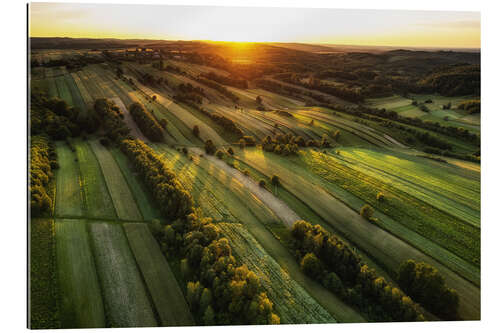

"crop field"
[366,94,480,133]
[89,140,143,221]
[30,40,481,327]
[219,223,336,324]
[30,219,60,329]
[55,219,106,328]
[89,222,157,327]
[54,142,84,217]
[124,223,194,326]
[74,139,117,219]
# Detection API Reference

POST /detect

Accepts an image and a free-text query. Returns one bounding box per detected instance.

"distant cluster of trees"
[398,260,459,319]
[121,138,279,325]
[173,83,205,105]
[261,134,300,156]
[291,220,425,322]
[128,102,164,142]
[197,76,239,103]
[274,73,364,103]
[457,100,480,114]
[94,98,131,140]
[30,135,57,216]
[31,89,85,139]
[200,72,248,89]
[418,64,480,96]
[31,55,103,71]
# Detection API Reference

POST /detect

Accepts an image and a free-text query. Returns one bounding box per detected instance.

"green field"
[30,219,60,329]
[89,222,157,327]
[89,140,142,221]
[74,139,117,219]
[55,219,105,328]
[124,223,194,326]
[54,141,84,217]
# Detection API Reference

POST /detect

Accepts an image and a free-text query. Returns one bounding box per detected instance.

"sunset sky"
[30,2,480,48]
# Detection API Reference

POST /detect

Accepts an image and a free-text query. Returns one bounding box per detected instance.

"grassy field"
[232,148,480,320]
[89,140,142,221]
[30,219,60,329]
[54,141,84,217]
[124,223,194,326]
[109,147,162,221]
[89,222,157,327]
[55,219,105,328]
[219,223,337,324]
[74,139,117,219]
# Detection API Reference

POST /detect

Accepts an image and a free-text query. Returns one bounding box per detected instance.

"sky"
[29,2,481,48]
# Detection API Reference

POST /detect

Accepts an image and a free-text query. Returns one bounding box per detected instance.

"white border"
[1,0,498,332]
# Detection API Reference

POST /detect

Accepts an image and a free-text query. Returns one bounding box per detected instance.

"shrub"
[227,147,234,155]
[99,137,110,146]
[258,179,266,187]
[193,125,200,137]
[376,192,385,201]
[216,150,224,159]
[205,140,216,155]
[243,170,250,177]
[271,175,280,186]
[360,204,374,220]
[182,147,188,155]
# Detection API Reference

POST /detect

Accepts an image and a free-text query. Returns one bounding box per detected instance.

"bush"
[182,147,188,155]
[258,179,266,187]
[360,204,374,220]
[193,125,200,137]
[227,147,234,155]
[243,170,250,177]
[271,175,280,186]
[216,150,224,159]
[376,192,385,201]
[205,140,216,155]
[99,137,110,146]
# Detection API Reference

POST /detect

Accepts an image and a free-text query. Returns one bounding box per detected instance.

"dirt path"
[191,147,301,227]
[110,97,149,142]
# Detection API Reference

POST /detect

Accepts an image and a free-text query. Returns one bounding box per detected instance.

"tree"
[259,179,266,187]
[360,204,374,220]
[256,96,263,105]
[159,118,168,129]
[239,138,246,150]
[376,192,385,201]
[216,150,224,159]
[300,253,323,278]
[322,271,343,294]
[271,175,280,186]
[152,95,157,101]
[205,139,216,155]
[193,125,200,137]
[200,288,212,313]
[227,147,234,155]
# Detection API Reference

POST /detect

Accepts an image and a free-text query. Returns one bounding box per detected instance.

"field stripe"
[55,219,106,328]
[74,139,117,219]
[124,223,194,326]
[109,148,161,221]
[54,141,84,217]
[89,222,157,327]
[89,140,142,221]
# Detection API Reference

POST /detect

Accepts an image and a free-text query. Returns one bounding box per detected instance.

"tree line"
[120,139,280,325]
[200,72,248,89]
[129,102,164,142]
[197,77,239,103]
[291,220,426,322]
[30,135,57,216]
[94,98,131,141]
